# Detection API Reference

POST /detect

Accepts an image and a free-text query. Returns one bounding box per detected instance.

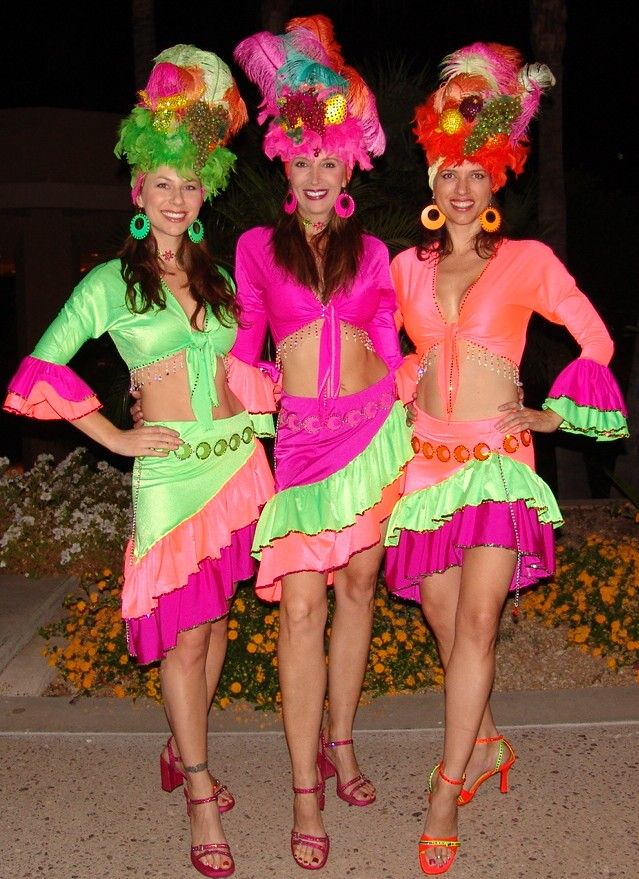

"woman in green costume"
[4,46,276,878]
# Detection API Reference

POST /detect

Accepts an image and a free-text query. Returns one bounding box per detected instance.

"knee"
[336,567,378,609]
[280,595,327,637]
[457,607,500,649]
[168,626,211,671]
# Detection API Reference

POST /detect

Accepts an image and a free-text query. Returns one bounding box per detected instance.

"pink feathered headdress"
[414,42,555,191]
[233,15,385,170]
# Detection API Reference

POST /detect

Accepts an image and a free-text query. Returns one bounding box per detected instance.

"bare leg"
[161,620,231,872]
[162,616,234,808]
[422,547,514,869]
[420,567,503,793]
[326,539,385,803]
[279,571,329,868]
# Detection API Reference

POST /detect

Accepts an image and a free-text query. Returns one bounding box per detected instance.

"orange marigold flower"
[228,630,238,641]
[373,662,385,673]
[230,682,242,694]
[246,643,257,654]
[113,684,126,698]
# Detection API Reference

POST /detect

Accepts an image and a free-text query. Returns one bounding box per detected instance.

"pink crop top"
[232,226,402,398]
[391,239,615,417]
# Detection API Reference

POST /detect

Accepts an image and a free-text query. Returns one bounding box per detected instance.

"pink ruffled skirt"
[384,408,563,603]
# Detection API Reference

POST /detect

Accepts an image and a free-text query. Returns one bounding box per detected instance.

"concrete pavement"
[0,574,638,878]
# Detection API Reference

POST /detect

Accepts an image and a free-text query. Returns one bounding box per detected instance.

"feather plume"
[233,31,287,116]
[286,15,344,71]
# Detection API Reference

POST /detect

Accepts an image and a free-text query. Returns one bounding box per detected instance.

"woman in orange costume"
[383,43,629,875]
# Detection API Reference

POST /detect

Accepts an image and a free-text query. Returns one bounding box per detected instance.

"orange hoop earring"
[479,205,502,233]
[421,203,446,230]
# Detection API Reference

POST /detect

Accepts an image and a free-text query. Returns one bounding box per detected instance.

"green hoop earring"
[129,212,150,240]
[187,219,205,244]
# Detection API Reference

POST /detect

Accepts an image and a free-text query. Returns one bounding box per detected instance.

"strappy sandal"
[427,735,516,806]
[419,764,464,876]
[184,787,235,877]
[160,737,235,813]
[457,735,516,805]
[317,730,376,806]
[291,781,329,870]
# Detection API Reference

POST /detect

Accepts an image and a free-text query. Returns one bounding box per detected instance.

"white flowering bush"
[0,450,131,578]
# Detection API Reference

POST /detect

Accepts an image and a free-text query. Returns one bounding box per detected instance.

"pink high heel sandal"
[184,787,235,878]
[160,737,235,813]
[317,731,376,806]
[291,781,329,870]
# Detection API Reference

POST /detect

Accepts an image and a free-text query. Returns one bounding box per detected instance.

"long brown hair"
[271,212,364,304]
[118,234,239,328]
[417,216,504,262]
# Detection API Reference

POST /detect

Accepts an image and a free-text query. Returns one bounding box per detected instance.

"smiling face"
[135,165,204,248]
[286,152,349,225]
[433,161,493,229]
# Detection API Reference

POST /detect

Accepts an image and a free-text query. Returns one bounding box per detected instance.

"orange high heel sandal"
[458,735,516,805]
[160,737,235,813]
[316,731,376,806]
[418,764,464,876]
[184,788,235,878]
[291,781,330,870]
[427,735,516,806]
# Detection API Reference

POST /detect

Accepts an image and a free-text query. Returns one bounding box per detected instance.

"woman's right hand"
[130,389,145,428]
[108,425,182,457]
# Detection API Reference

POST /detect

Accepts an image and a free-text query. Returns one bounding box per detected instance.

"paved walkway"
[1,574,638,879]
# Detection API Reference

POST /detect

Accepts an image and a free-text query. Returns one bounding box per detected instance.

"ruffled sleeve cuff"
[542,358,629,441]
[3,355,102,421]
[224,353,278,438]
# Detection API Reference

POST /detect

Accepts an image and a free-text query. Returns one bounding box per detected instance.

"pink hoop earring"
[283,190,297,214]
[334,191,355,219]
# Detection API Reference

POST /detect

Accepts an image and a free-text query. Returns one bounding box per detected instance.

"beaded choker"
[300,217,327,234]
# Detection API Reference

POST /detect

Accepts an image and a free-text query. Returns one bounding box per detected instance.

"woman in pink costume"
[232,15,413,870]
[382,43,629,875]
[3,46,276,878]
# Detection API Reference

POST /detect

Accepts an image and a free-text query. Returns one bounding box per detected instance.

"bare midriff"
[276,319,388,397]
[130,351,243,422]
[415,340,520,421]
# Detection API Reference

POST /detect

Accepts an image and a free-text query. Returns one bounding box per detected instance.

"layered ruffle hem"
[384,409,563,603]
[124,413,274,663]
[253,373,413,601]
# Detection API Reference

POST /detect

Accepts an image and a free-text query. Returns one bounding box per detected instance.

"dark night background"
[2,1,632,181]
[1,0,637,496]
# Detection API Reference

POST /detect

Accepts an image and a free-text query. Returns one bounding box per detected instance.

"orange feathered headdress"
[414,42,555,191]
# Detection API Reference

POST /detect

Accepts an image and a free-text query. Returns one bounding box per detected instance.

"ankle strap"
[438,764,465,787]
[293,782,322,795]
[475,735,503,745]
[185,783,223,806]
[324,737,353,749]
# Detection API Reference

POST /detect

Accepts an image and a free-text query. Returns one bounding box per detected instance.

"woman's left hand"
[495,400,563,434]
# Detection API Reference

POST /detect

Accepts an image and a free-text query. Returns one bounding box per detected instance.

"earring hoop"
[130,212,150,240]
[283,190,297,215]
[334,191,355,219]
[421,203,446,230]
[479,205,502,233]
[187,219,205,244]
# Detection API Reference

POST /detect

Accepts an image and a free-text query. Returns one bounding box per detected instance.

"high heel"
[160,736,185,792]
[418,764,464,876]
[317,730,376,806]
[184,788,234,878]
[427,735,516,806]
[457,735,516,806]
[160,737,235,813]
[291,781,329,870]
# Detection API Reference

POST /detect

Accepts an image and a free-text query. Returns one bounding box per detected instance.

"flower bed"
[0,451,130,577]
[40,568,444,706]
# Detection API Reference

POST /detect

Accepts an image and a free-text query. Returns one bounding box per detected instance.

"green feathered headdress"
[115,44,247,201]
